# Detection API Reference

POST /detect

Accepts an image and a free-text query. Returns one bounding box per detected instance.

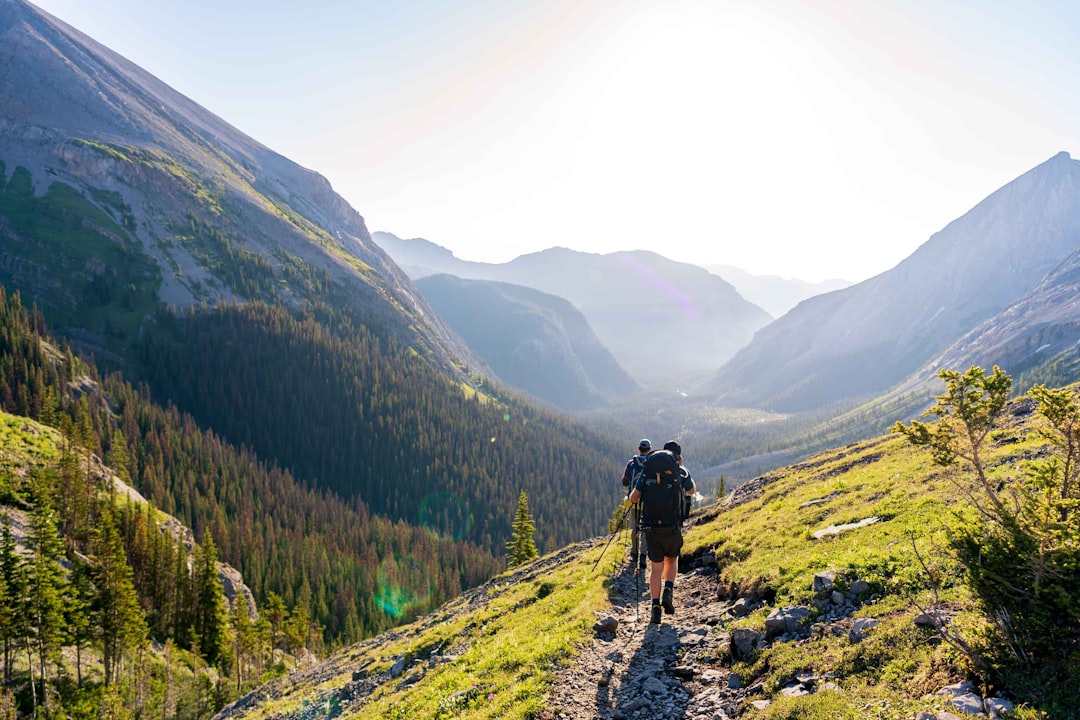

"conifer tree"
[505,491,538,568]
[25,476,68,716]
[192,531,229,669]
[91,507,148,686]
[67,560,94,686]
[0,514,27,686]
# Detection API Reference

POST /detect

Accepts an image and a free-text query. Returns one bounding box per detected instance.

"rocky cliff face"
[889,248,1080,399]
[0,0,470,373]
[707,152,1080,411]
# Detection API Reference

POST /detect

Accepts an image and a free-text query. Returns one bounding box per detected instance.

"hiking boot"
[649,604,662,625]
[661,587,674,615]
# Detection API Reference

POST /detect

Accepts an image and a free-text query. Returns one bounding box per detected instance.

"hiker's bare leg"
[663,556,677,584]
[649,559,663,600]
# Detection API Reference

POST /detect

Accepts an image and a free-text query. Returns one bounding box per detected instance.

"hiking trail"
[539,543,754,720]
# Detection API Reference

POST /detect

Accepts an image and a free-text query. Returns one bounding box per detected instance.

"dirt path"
[539,543,753,720]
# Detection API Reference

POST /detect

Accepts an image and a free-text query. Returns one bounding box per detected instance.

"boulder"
[849,617,879,642]
[731,628,764,660]
[592,616,619,634]
[765,606,811,638]
[813,570,837,594]
[984,697,1015,719]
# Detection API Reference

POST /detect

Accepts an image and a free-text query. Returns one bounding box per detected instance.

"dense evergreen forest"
[139,301,626,553]
[0,287,514,716]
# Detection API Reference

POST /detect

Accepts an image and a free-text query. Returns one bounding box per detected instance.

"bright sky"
[29,0,1080,283]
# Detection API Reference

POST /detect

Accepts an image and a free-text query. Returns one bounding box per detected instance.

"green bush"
[894,367,1080,708]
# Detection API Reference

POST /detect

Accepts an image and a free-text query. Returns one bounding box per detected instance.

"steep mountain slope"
[885,247,1080,404]
[0,0,465,370]
[414,274,639,411]
[0,0,629,589]
[704,264,852,318]
[214,391,1073,719]
[706,152,1080,412]
[374,232,773,386]
[0,288,501,649]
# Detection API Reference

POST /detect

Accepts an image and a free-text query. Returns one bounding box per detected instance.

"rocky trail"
[540,545,755,720]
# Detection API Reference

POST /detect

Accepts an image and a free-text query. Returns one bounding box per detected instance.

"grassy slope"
[3,394,1052,718]
[218,398,1057,720]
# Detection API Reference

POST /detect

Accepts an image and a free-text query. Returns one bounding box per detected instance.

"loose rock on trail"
[539,550,752,720]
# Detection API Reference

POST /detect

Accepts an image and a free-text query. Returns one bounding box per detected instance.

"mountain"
[703,264,852,318]
[414,274,639,411]
[0,0,628,598]
[706,152,1080,412]
[0,0,467,371]
[373,232,773,387]
[887,247,1080,401]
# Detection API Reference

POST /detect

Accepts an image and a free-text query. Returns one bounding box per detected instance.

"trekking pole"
[590,503,633,574]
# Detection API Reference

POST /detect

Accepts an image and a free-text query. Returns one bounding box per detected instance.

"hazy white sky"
[29,0,1080,282]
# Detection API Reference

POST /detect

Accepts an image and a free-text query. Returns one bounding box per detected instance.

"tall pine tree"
[91,506,147,686]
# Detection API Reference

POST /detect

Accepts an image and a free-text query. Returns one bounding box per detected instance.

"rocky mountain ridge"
[0,0,469,372]
[706,151,1080,412]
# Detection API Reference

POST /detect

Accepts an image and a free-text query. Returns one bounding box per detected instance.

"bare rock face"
[0,0,472,377]
[708,151,1080,412]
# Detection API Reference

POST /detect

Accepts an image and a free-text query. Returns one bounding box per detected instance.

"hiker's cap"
[638,439,651,450]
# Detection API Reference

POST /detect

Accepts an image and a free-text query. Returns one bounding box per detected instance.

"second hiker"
[621,438,652,571]
[629,440,695,625]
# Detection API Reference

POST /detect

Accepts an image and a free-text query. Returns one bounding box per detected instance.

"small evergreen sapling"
[506,491,538,568]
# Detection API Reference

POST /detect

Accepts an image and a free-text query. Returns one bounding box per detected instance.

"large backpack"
[639,450,683,528]
[641,450,679,482]
[624,454,647,495]
[679,467,692,521]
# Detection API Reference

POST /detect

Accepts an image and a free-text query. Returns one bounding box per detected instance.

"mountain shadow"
[415,274,640,411]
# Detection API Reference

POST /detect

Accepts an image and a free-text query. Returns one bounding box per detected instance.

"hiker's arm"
[621,461,633,487]
[628,486,642,504]
[681,471,695,494]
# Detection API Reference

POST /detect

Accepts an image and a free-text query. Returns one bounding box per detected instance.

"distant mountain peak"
[707,152,1080,411]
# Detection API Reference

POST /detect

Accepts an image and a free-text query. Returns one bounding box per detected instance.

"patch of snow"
[1035,343,1051,353]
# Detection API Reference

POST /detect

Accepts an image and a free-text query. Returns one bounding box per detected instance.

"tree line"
[0,286,511,716]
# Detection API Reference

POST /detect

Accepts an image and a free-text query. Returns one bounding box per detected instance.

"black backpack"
[641,450,679,481]
[639,450,683,528]
[679,468,692,521]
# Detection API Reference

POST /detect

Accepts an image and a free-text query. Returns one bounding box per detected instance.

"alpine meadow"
[3,0,1080,718]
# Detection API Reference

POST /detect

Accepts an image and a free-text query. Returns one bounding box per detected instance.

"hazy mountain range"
[372,233,773,388]
[415,274,639,410]
[703,264,852,318]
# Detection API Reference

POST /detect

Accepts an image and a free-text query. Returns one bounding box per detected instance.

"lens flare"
[375,553,433,618]
[418,492,474,541]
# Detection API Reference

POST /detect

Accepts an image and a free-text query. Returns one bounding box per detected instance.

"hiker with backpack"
[621,438,652,571]
[628,440,696,625]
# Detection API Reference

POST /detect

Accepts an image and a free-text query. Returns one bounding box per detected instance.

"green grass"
[241,542,617,720]
[220,402,1069,719]
[0,411,62,501]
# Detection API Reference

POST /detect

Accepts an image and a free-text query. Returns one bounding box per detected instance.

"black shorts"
[644,527,682,562]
